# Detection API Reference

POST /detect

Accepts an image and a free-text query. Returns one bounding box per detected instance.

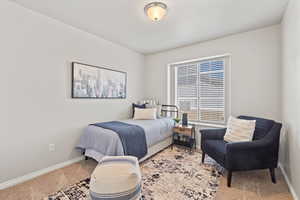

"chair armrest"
[226,139,277,170]
[200,128,226,141]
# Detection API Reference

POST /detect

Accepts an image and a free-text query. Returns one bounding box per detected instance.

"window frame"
[168,54,230,125]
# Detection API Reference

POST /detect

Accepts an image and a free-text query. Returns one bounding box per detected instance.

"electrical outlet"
[49,144,55,152]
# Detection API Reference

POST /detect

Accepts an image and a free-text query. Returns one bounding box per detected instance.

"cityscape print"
[72,62,126,99]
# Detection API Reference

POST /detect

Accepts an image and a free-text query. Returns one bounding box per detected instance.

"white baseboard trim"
[279,163,298,200]
[0,156,84,190]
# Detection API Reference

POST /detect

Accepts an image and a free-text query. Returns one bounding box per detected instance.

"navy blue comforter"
[91,121,147,159]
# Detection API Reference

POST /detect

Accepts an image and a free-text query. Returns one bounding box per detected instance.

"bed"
[76,105,178,162]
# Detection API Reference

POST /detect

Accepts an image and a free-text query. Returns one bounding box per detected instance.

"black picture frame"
[71,62,127,99]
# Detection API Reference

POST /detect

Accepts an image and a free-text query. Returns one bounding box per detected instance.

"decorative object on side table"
[172,125,196,151]
[173,117,181,126]
[182,113,188,126]
[179,101,191,126]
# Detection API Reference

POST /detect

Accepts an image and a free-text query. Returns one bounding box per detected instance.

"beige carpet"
[47,147,222,200]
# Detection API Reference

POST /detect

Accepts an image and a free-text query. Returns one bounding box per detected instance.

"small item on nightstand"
[180,101,190,126]
[173,117,181,125]
[182,113,188,126]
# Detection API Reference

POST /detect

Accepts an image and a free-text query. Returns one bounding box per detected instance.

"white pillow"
[224,116,256,143]
[146,104,162,118]
[133,108,157,120]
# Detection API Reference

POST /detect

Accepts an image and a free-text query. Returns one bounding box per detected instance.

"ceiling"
[11,0,289,54]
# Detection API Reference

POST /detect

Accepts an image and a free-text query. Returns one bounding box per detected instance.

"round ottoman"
[90,156,141,200]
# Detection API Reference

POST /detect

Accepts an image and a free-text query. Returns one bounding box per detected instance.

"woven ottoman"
[90,156,142,200]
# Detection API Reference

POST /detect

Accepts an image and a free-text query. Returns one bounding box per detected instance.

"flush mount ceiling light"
[144,2,167,22]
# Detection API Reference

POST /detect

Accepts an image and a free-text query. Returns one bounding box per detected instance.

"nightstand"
[172,125,196,151]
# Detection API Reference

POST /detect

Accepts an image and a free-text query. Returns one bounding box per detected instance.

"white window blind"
[174,58,225,124]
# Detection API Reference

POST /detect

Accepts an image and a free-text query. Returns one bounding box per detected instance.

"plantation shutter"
[175,58,225,124]
[176,63,198,121]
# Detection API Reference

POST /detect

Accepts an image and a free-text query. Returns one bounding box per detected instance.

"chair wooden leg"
[269,168,276,184]
[83,150,88,160]
[227,171,232,187]
[201,152,205,163]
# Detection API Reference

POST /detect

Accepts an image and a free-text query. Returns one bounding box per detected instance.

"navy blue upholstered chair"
[200,116,282,187]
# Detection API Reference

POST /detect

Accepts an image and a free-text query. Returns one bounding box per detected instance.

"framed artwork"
[72,62,127,99]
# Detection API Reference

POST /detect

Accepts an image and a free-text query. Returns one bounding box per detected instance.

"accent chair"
[200,116,282,187]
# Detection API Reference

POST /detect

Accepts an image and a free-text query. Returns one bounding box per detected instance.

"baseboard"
[0,156,84,190]
[279,163,299,200]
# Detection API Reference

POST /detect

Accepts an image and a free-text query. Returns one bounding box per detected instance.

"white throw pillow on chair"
[224,116,256,143]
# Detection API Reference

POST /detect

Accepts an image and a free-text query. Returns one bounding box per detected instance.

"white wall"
[281,0,300,198]
[0,1,145,183]
[145,25,281,121]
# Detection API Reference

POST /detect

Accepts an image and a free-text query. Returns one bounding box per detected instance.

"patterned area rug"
[47,147,222,200]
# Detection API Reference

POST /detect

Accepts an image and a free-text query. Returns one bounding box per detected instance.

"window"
[170,56,227,124]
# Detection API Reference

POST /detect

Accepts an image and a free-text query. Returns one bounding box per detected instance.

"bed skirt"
[85,136,173,163]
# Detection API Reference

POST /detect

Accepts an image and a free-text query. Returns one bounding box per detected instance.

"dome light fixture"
[144,2,168,22]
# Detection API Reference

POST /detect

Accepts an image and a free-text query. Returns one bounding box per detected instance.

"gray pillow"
[146,104,162,118]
